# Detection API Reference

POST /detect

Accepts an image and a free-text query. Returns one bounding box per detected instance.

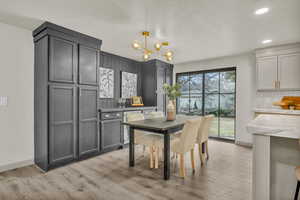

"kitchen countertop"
[253,108,300,115]
[253,130,300,139]
[248,113,300,139]
[99,106,157,112]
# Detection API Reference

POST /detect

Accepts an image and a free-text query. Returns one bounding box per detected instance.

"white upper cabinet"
[278,53,300,90]
[256,43,300,91]
[257,56,278,90]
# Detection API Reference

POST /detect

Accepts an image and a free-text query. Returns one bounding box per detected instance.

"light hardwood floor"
[0,140,252,200]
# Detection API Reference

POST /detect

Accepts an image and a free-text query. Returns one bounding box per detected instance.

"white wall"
[0,22,34,172]
[174,53,256,145]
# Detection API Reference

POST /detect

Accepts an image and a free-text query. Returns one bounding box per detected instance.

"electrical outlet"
[0,96,8,106]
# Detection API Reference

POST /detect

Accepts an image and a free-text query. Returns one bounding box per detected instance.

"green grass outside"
[209,117,235,139]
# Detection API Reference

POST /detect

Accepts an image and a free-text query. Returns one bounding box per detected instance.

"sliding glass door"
[176,68,236,140]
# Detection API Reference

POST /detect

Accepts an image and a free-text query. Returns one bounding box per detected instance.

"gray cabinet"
[79,45,98,85]
[141,59,173,113]
[165,67,173,104]
[34,22,102,171]
[78,86,99,158]
[100,112,123,152]
[49,85,76,166]
[49,36,77,83]
[157,66,166,112]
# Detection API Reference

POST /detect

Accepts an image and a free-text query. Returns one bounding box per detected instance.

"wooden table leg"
[129,127,135,167]
[164,132,170,180]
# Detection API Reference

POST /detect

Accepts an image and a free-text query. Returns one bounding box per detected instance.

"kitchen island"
[248,114,300,200]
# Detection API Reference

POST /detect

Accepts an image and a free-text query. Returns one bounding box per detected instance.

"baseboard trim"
[0,159,34,173]
[235,140,253,148]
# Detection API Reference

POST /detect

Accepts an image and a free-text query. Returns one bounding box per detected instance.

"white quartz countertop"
[248,114,300,139]
[254,108,300,115]
[253,130,300,139]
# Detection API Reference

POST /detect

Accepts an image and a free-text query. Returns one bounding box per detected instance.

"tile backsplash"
[255,91,300,108]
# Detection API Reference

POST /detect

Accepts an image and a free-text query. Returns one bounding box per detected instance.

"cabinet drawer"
[101,112,122,120]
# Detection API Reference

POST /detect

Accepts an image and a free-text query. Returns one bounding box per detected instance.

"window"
[176,68,236,140]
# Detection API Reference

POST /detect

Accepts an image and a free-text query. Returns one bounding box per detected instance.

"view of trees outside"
[189,73,203,115]
[177,74,189,114]
[177,69,236,139]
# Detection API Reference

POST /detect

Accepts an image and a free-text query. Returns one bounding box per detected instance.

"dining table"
[123,114,198,180]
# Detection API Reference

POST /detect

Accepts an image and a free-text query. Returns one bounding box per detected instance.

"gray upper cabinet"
[156,66,166,112]
[79,45,98,85]
[49,36,77,83]
[141,60,173,113]
[49,84,76,166]
[78,86,99,158]
[166,67,173,85]
[165,67,173,103]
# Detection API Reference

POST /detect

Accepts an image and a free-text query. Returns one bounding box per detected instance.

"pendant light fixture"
[132,31,173,62]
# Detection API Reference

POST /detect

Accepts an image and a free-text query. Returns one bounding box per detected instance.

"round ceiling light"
[255,7,269,15]
[262,39,272,44]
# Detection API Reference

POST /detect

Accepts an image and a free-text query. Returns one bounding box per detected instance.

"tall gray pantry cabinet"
[33,22,102,171]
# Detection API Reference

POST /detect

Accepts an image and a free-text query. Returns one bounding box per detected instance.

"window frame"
[176,67,236,140]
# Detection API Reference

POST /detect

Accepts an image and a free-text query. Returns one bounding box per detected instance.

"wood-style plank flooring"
[0,140,252,200]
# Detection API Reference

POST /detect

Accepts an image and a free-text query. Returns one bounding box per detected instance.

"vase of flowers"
[163,83,182,121]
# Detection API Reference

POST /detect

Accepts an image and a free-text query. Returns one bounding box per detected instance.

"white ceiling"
[0,0,299,64]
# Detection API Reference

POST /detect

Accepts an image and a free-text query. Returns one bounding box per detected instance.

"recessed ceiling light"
[262,39,272,44]
[255,7,269,15]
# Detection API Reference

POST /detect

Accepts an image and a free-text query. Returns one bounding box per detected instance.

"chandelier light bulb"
[165,50,173,57]
[131,31,173,62]
[166,56,172,61]
[132,40,141,49]
[143,53,150,61]
[154,43,161,51]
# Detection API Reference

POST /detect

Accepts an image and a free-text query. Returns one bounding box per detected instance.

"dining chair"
[151,117,203,177]
[148,111,165,167]
[149,111,164,119]
[294,166,300,200]
[294,140,300,200]
[196,115,214,165]
[148,111,182,167]
[126,112,156,168]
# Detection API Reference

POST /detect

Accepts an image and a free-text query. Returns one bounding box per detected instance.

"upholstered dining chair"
[293,139,300,200]
[126,112,157,168]
[196,115,214,165]
[294,166,300,200]
[148,111,165,167]
[149,111,164,119]
[149,117,203,177]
